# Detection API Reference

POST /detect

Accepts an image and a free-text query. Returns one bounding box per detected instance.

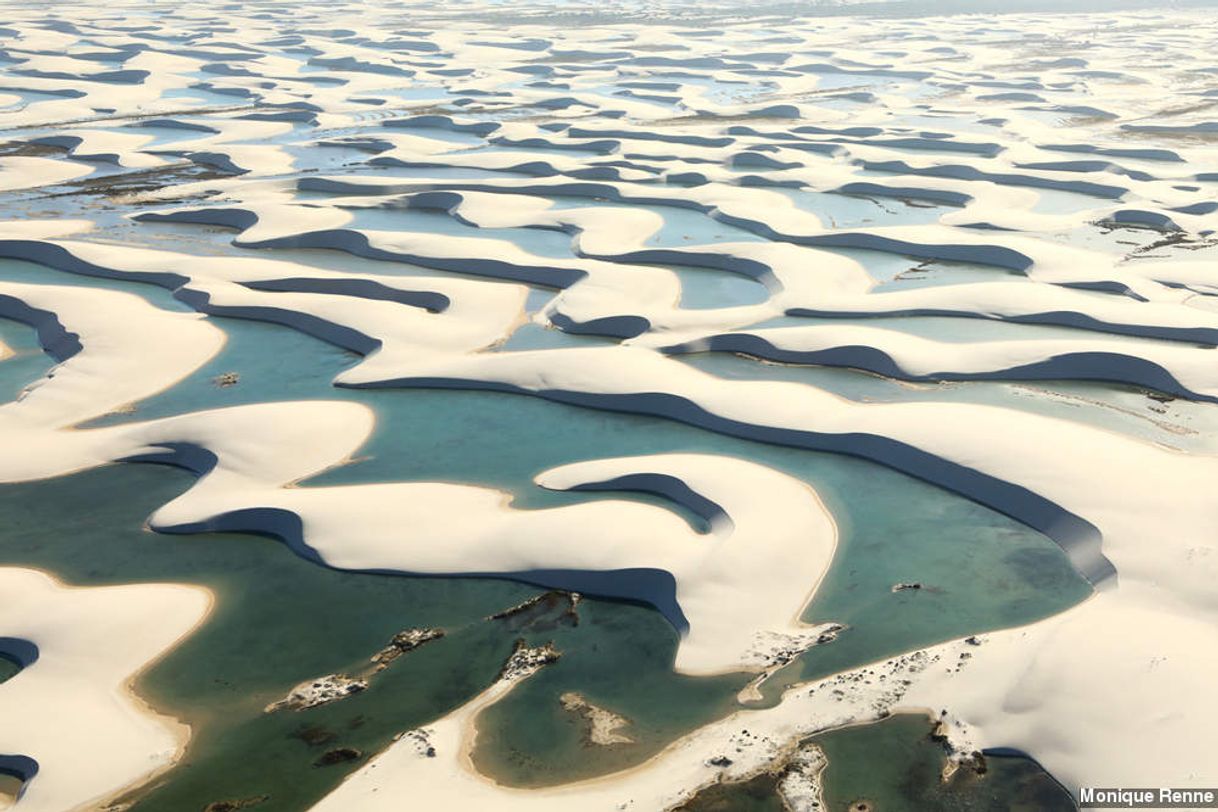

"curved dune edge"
[0,280,224,432]
[663,325,1218,403]
[141,442,843,674]
[0,567,212,812]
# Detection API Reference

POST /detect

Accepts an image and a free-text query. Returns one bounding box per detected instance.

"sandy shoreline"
[0,567,212,811]
[103,581,218,810]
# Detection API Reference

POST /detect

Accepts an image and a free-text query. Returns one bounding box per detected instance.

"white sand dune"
[664,322,1218,402]
[0,157,91,193]
[0,568,209,812]
[0,2,1216,809]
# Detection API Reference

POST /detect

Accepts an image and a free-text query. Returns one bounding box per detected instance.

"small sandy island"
[560,693,634,746]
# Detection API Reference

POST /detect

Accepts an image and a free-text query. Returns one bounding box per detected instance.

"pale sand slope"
[0,281,223,431]
[663,322,1218,402]
[0,157,91,193]
[0,568,210,812]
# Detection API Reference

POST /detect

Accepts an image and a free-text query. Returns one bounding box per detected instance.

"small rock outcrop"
[202,797,269,812]
[488,590,581,630]
[498,639,561,682]
[370,627,444,670]
[265,674,367,713]
[266,627,446,713]
[313,747,362,767]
